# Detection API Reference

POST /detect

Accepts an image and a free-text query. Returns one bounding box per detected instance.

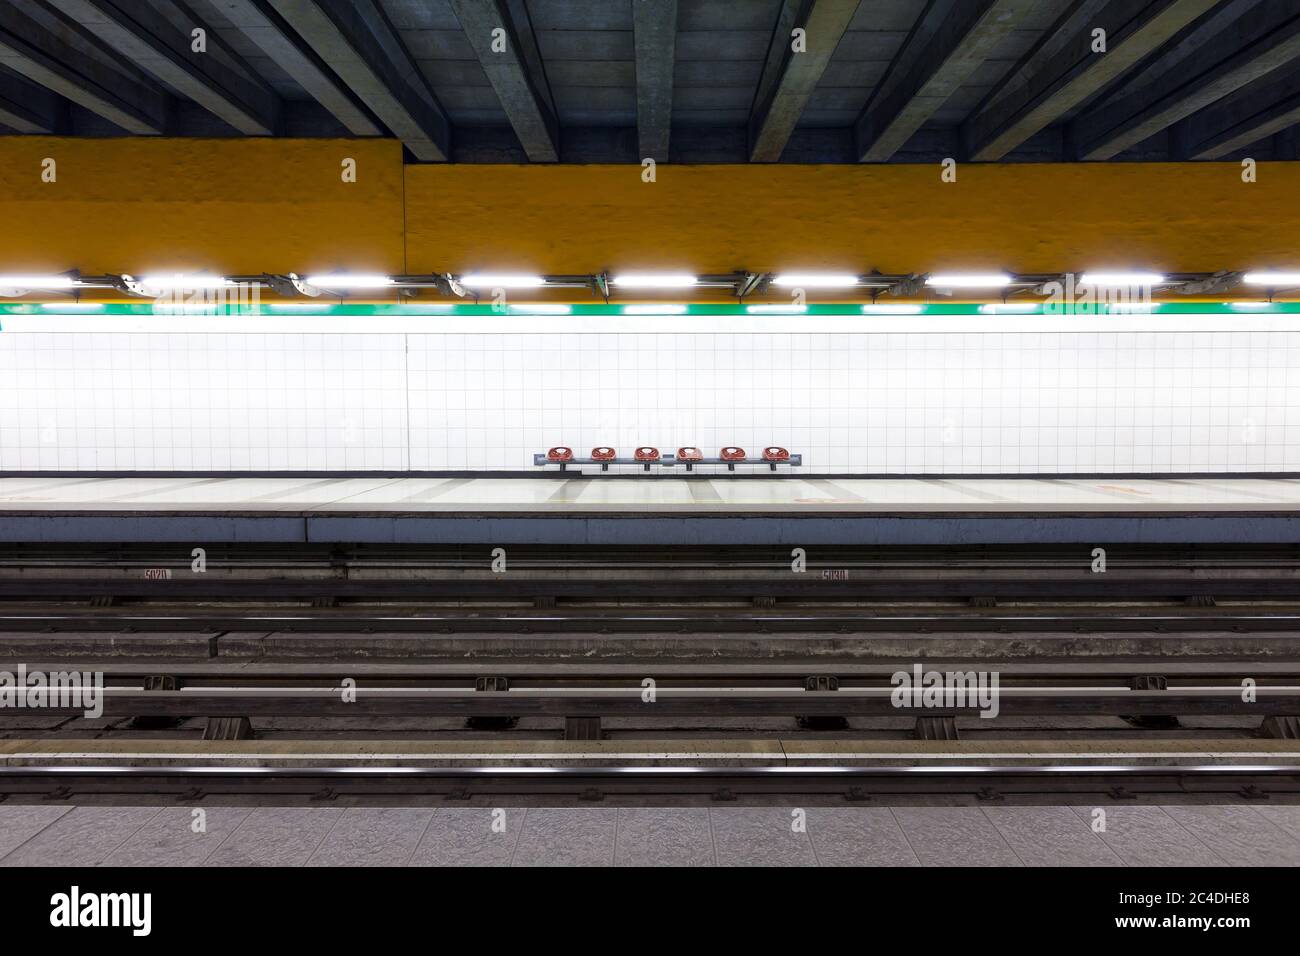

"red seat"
[634,446,660,462]
[720,446,747,461]
[676,446,703,462]
[547,446,574,462]
[762,446,790,462]
[591,446,617,461]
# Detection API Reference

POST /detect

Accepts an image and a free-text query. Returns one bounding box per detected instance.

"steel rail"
[0,764,1296,802]
[19,660,1300,681]
[4,608,1300,633]
[15,686,1300,719]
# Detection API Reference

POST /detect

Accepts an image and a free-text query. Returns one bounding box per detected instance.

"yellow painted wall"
[405,162,1300,276]
[0,138,405,275]
[0,136,1297,283]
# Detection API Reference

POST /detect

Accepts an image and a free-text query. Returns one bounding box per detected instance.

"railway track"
[0,543,1297,632]
[1,543,1299,601]
[1,544,1297,800]
[19,684,1300,720]
[3,655,1298,740]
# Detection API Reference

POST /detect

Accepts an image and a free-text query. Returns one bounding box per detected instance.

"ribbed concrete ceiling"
[0,0,1295,164]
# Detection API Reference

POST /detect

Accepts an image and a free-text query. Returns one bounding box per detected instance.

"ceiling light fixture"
[925,273,1012,288]
[862,304,923,314]
[1244,271,1300,285]
[139,274,237,290]
[39,302,104,312]
[622,304,689,314]
[771,273,860,288]
[302,274,395,289]
[1080,272,1165,285]
[458,273,545,289]
[1106,302,1160,312]
[979,303,1038,313]
[0,274,78,291]
[609,273,698,288]
[509,304,572,314]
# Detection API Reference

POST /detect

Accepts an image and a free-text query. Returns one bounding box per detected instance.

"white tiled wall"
[1,330,1298,473]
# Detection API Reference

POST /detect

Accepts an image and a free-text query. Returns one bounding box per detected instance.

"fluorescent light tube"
[1244,272,1300,285]
[610,273,697,288]
[153,301,228,312]
[862,304,923,314]
[979,303,1038,313]
[925,273,1012,287]
[508,304,571,314]
[622,304,688,314]
[40,302,104,312]
[140,274,236,289]
[1080,272,1165,285]
[302,274,394,289]
[772,273,859,288]
[0,274,77,289]
[458,273,545,288]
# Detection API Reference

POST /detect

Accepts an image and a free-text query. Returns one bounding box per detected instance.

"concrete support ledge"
[6,512,1300,546]
[9,630,1300,663]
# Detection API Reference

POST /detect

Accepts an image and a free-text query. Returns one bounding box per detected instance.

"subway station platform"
[1,475,1299,545]
[3,802,1298,867]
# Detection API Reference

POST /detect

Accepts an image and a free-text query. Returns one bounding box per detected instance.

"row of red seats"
[547,446,790,462]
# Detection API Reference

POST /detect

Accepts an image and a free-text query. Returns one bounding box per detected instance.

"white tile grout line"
[886,807,924,867]
[1073,804,1226,867]
[977,806,1112,868]
[1162,804,1300,864]
[302,806,351,867]
[1242,803,1300,850]
[959,806,1023,866]
[805,809,822,868]
[979,806,1025,867]
[0,803,74,864]
[191,807,253,866]
[1151,806,1232,866]
[507,808,527,867]
[611,807,620,867]
[93,806,167,867]
[403,806,439,867]
[706,807,719,868]
[200,806,325,866]
[0,804,163,867]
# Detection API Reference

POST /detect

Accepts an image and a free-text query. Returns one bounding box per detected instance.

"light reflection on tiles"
[0,476,1297,513]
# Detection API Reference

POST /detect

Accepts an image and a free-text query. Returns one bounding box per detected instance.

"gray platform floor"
[3,804,1299,867]
[1,475,1299,513]
[6,475,1300,544]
